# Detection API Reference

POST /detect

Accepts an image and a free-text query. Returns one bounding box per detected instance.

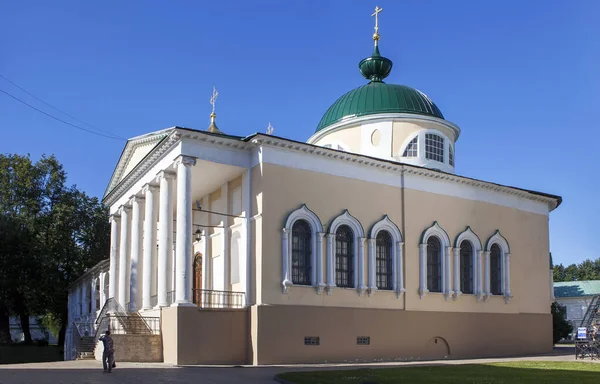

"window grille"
[357,336,371,345]
[304,336,320,345]
[427,236,442,292]
[291,220,312,285]
[376,231,393,290]
[425,133,444,162]
[490,244,503,295]
[449,145,454,166]
[403,136,418,157]
[335,225,354,288]
[460,241,473,294]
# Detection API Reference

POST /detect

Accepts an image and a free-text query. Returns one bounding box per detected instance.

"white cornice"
[104,130,172,198]
[103,130,181,206]
[102,127,559,213]
[251,134,560,211]
[307,113,462,144]
[103,128,255,208]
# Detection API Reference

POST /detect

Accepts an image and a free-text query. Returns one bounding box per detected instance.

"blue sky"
[1,1,598,266]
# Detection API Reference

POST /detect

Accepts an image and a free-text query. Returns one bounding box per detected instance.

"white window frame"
[484,230,511,303]
[425,133,445,163]
[281,204,324,294]
[368,215,404,298]
[419,221,452,300]
[453,227,482,301]
[401,135,419,157]
[326,210,365,295]
[321,140,350,152]
[398,130,455,173]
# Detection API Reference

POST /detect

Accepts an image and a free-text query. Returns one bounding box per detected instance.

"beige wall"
[254,305,552,364]
[313,125,362,153]
[311,120,457,160]
[258,163,551,314]
[391,121,457,157]
[161,306,249,365]
[94,334,163,363]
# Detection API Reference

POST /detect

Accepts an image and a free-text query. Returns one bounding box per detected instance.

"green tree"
[0,154,109,355]
[551,302,572,343]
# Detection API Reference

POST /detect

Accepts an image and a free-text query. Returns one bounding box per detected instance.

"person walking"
[99,330,115,373]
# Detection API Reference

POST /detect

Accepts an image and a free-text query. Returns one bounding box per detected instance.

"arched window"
[427,236,442,292]
[490,244,502,295]
[449,145,454,166]
[402,136,418,157]
[425,133,444,162]
[291,220,312,285]
[335,225,354,288]
[376,231,393,290]
[460,241,473,294]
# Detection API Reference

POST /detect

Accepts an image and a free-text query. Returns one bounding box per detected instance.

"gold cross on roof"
[210,86,218,114]
[371,6,382,45]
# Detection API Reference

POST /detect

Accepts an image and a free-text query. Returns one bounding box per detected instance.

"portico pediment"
[103,128,172,199]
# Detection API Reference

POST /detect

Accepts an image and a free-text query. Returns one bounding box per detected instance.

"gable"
[103,129,172,199]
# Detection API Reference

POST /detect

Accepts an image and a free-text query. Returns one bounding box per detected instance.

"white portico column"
[142,184,158,310]
[129,196,144,312]
[118,205,131,307]
[157,171,175,308]
[90,279,97,318]
[173,156,196,306]
[109,214,120,300]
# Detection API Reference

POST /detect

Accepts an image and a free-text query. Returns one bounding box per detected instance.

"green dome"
[316,46,444,132]
[316,83,445,132]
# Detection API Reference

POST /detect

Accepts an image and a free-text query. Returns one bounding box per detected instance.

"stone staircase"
[77,336,96,360]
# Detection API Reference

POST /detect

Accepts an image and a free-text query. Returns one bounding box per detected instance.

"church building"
[67,8,561,365]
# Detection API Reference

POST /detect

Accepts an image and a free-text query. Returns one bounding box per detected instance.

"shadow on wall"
[554,285,585,298]
[425,336,451,359]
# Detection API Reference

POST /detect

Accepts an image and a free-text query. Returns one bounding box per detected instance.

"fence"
[192,289,246,309]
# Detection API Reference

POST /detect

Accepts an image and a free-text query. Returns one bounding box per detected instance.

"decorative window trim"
[368,215,404,298]
[326,210,365,295]
[453,227,482,301]
[282,204,325,294]
[419,221,452,300]
[484,230,512,303]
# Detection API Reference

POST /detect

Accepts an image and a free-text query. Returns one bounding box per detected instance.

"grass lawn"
[278,361,600,384]
[0,345,62,365]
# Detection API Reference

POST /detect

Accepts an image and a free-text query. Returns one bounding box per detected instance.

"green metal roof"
[316,83,445,132]
[315,45,444,132]
[554,280,600,298]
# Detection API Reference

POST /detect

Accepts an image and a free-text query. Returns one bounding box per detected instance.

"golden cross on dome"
[371,6,382,46]
[210,86,218,115]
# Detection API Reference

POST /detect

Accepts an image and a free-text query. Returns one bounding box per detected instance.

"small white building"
[65,259,109,360]
[554,280,600,335]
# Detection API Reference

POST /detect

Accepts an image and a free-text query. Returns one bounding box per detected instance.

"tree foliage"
[0,154,109,353]
[554,258,600,282]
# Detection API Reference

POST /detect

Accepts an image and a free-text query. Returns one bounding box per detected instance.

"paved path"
[0,346,595,384]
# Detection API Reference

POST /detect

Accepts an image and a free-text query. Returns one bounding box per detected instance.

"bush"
[552,302,572,343]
